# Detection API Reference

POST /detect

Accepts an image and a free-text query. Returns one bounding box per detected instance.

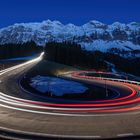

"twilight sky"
[0,0,140,28]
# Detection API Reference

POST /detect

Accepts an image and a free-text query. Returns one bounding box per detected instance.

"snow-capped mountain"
[0,20,140,56]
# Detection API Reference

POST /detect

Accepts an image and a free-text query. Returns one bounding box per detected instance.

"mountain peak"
[111,22,126,27]
[89,20,104,25]
[0,19,140,56]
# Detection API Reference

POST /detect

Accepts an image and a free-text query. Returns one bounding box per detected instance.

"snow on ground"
[30,75,88,96]
[105,61,140,81]
[104,61,117,73]
[81,40,140,52]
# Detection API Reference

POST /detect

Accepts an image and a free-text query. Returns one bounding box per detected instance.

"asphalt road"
[0,54,140,139]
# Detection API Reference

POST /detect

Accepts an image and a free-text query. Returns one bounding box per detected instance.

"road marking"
[89,135,101,138]
[0,126,101,139]
[117,133,134,137]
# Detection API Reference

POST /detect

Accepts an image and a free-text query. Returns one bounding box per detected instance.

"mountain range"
[0,20,140,57]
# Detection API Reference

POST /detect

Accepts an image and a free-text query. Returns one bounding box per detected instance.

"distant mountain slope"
[0,20,140,57]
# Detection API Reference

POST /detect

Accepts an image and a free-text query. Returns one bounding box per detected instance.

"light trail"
[0,52,44,76]
[0,54,140,115]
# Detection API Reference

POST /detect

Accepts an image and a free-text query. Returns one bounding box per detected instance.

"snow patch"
[30,75,88,96]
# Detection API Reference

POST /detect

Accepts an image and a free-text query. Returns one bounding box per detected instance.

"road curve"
[0,53,140,139]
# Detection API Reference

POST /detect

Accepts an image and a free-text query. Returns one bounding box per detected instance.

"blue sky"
[0,0,140,28]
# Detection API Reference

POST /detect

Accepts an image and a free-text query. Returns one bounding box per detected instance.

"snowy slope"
[0,20,140,56]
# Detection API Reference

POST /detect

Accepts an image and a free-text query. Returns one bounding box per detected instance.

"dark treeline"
[1,40,139,76]
[105,53,140,76]
[44,42,140,76]
[0,41,42,59]
[44,42,107,70]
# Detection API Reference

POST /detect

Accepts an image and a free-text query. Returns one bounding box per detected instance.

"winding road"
[0,53,140,139]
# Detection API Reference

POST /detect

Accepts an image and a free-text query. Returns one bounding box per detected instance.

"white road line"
[117,133,134,137]
[0,126,101,139]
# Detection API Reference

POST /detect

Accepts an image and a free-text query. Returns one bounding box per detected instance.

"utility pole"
[105,79,108,97]
[47,78,52,97]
